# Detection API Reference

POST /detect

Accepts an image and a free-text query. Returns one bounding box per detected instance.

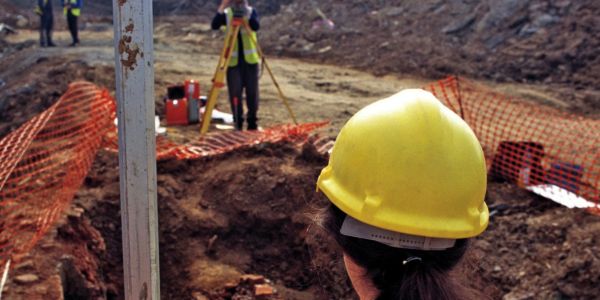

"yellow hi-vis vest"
[64,0,81,17]
[225,7,260,67]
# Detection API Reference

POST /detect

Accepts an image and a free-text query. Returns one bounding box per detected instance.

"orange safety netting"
[0,82,327,268]
[0,82,115,266]
[426,76,600,212]
[102,122,328,161]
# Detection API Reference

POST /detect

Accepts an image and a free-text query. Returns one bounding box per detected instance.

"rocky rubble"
[260,0,599,90]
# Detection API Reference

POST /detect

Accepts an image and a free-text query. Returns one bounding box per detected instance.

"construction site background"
[3,0,598,115]
[0,0,599,299]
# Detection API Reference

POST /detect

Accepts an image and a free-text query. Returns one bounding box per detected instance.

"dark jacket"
[63,0,82,9]
[38,0,53,16]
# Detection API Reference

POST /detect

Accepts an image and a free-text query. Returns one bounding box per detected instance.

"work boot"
[247,123,258,131]
[247,117,258,131]
[234,118,244,131]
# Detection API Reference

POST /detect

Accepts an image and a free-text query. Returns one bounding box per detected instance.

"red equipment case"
[166,98,189,126]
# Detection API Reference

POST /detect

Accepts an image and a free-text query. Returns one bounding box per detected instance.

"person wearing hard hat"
[63,0,82,47]
[315,89,489,299]
[35,0,56,47]
[211,0,261,131]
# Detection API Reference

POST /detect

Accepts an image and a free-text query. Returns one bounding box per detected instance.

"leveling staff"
[211,0,261,131]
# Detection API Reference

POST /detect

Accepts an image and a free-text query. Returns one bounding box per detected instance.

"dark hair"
[315,202,485,300]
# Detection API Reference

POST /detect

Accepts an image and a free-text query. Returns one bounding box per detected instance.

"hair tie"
[403,256,422,265]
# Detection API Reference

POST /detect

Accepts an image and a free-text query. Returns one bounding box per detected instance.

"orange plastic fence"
[1,77,598,272]
[0,82,327,268]
[102,122,328,161]
[0,82,115,267]
[426,77,600,212]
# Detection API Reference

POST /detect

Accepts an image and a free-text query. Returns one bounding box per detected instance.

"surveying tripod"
[200,17,298,135]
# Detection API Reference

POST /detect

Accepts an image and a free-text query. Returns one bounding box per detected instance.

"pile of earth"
[0,55,114,139]
[258,0,599,107]
[3,142,357,299]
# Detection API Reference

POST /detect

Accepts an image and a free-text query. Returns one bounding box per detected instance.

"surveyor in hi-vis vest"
[211,0,261,131]
[35,0,55,47]
[63,0,81,46]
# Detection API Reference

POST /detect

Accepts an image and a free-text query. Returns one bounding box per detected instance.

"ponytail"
[315,203,486,300]
[372,245,471,300]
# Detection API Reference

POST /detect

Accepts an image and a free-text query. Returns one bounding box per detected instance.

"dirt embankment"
[260,1,600,104]
[3,142,357,300]
[115,0,600,114]
[0,54,114,139]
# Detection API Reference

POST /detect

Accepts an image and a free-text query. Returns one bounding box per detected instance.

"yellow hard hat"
[317,89,488,239]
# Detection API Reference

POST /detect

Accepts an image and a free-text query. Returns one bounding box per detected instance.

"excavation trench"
[70,141,355,299]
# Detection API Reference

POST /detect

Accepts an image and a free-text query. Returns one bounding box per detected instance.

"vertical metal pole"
[112,0,160,299]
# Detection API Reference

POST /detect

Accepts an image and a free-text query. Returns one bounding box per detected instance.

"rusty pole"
[112,0,160,299]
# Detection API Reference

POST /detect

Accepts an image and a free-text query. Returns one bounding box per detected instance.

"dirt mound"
[68,142,355,299]
[0,53,115,139]
[261,0,599,92]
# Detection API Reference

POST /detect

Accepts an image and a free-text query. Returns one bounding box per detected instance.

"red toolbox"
[166,98,189,126]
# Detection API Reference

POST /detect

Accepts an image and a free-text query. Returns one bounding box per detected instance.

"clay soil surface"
[1,8,600,300]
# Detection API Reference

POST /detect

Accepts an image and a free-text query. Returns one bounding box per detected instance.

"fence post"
[112,0,160,299]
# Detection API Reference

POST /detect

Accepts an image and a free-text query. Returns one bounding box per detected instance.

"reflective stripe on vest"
[231,49,259,58]
[224,7,260,67]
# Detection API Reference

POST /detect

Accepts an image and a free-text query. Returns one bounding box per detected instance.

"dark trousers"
[39,15,54,46]
[67,10,79,44]
[226,62,259,130]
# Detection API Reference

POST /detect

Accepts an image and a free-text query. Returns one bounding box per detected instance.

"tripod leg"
[242,21,298,125]
[200,24,241,136]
